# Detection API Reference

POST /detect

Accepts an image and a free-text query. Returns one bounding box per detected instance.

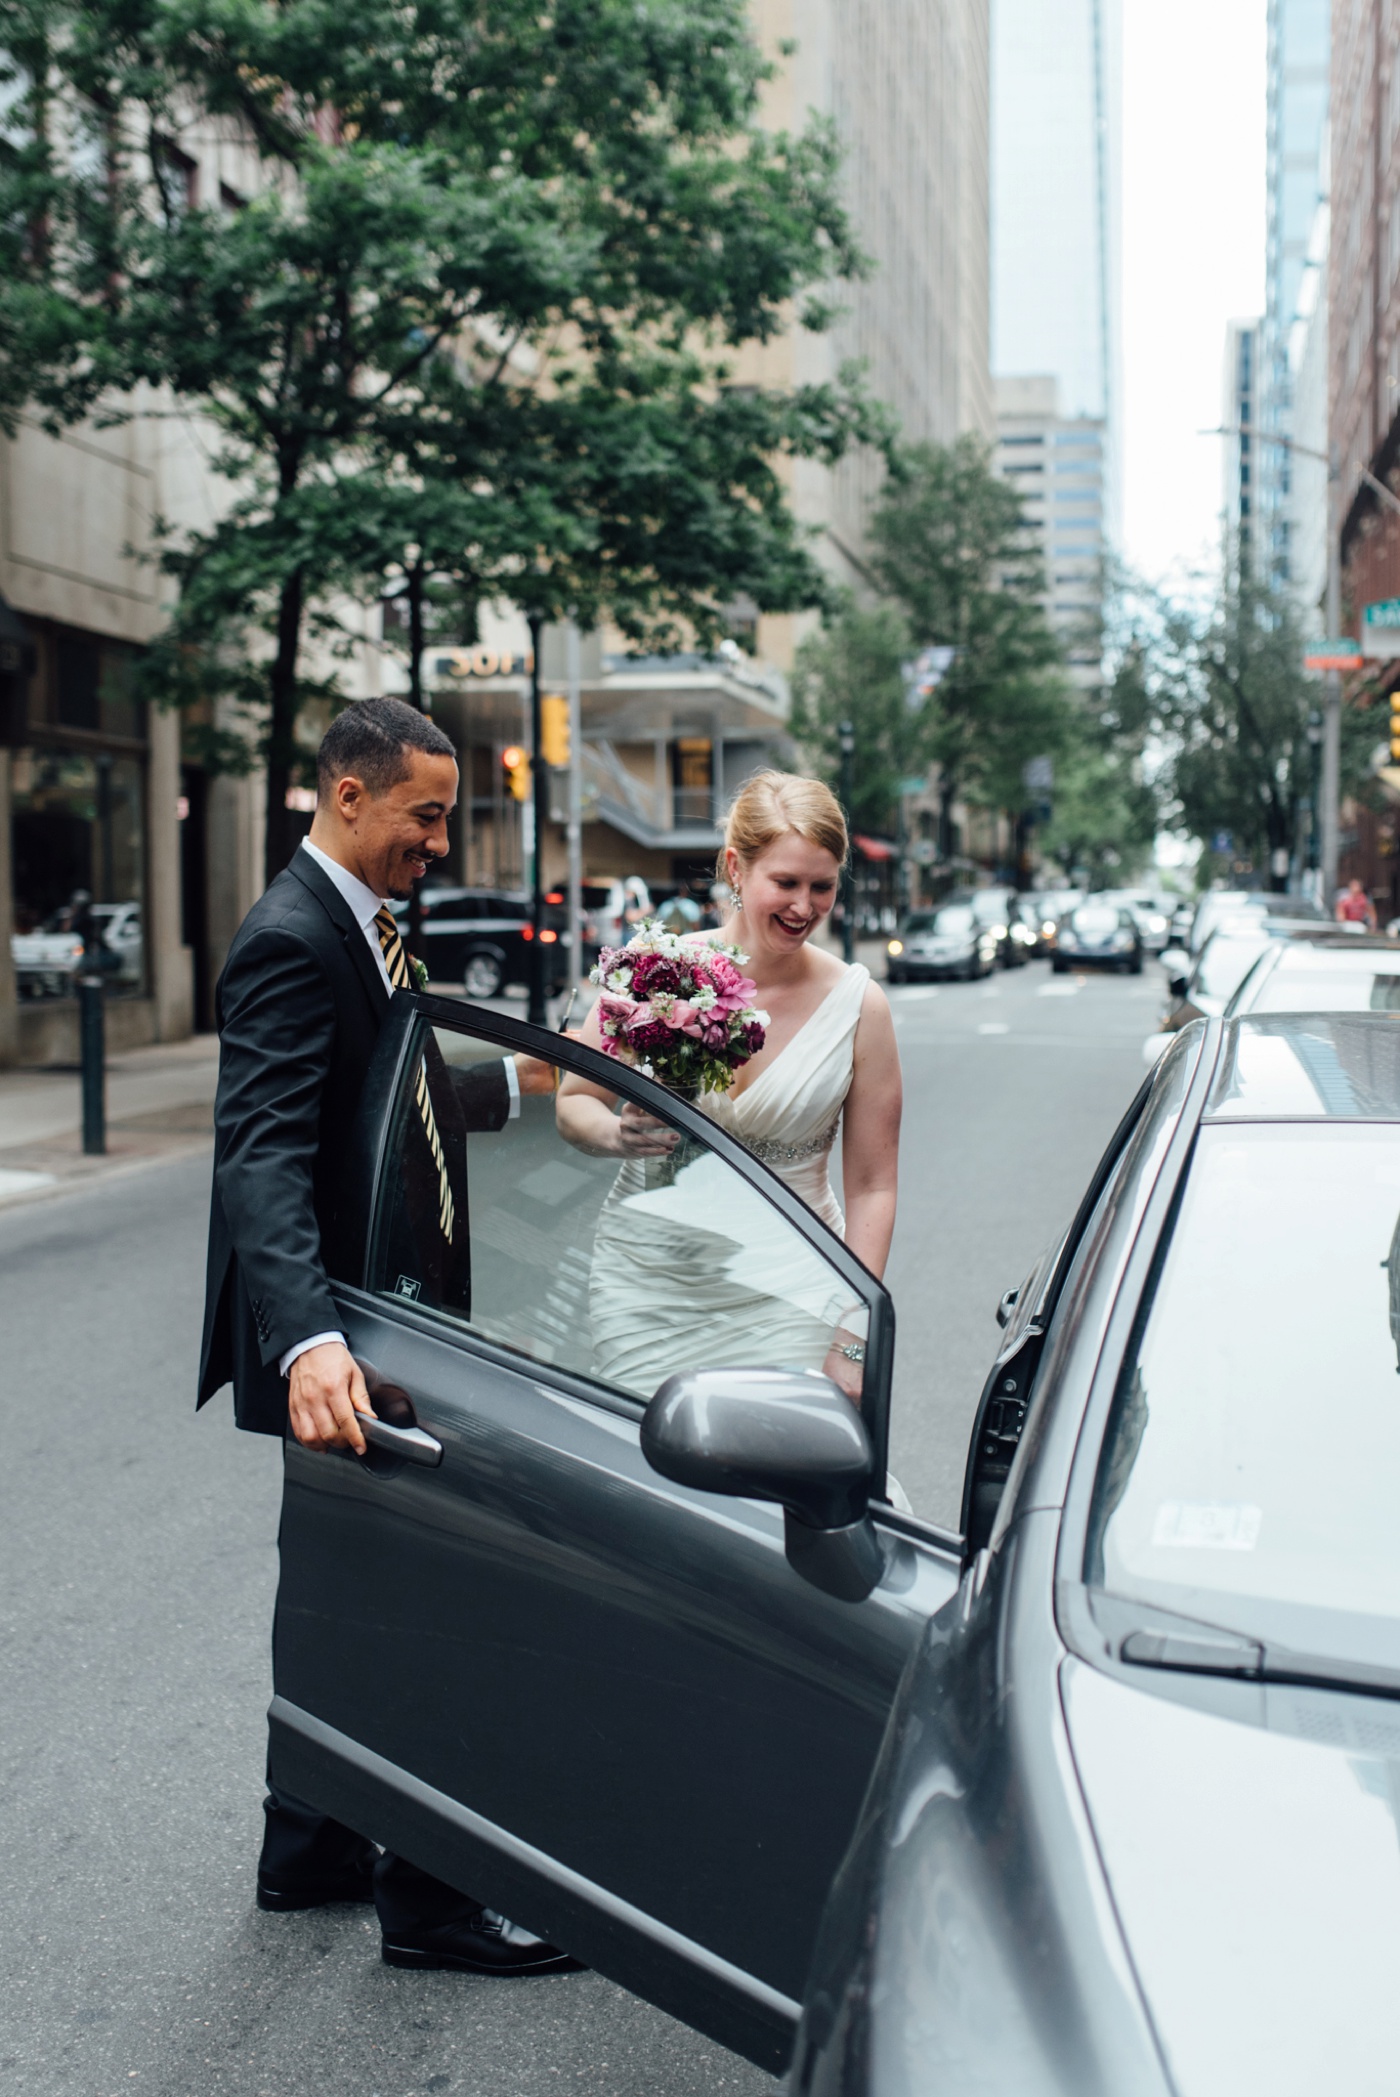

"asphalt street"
[880,957,1158,1523]
[0,955,1157,2094]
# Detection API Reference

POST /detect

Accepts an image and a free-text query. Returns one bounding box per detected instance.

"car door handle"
[353,1410,443,1468]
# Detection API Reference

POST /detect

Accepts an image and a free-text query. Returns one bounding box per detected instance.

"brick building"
[1332,0,1400,919]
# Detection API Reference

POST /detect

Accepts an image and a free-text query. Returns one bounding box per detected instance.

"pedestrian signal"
[540,694,571,769]
[502,744,531,801]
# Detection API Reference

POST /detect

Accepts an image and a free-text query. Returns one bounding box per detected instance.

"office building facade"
[995,377,1106,689]
[1222,318,1264,561]
[1260,0,1331,591]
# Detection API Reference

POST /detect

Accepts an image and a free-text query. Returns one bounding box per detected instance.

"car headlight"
[887,939,904,956]
[1041,919,1056,936]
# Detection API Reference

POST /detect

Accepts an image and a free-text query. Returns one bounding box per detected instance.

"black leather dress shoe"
[256,1857,377,1912]
[381,1909,584,1975]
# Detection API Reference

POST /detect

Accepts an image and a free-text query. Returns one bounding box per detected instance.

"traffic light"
[502,744,531,801]
[1390,692,1400,763]
[540,693,571,769]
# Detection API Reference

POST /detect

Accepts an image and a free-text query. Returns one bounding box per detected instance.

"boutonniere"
[409,954,430,993]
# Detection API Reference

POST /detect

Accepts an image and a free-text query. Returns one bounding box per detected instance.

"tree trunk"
[263,564,306,890]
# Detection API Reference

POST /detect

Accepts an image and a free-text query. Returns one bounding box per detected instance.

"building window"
[672,738,713,826]
[8,623,149,1003]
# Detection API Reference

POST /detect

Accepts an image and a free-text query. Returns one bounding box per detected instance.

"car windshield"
[1246,950,1400,1014]
[1087,1123,1400,1676]
[1071,905,1121,935]
[1195,932,1269,1000]
[969,894,1007,921]
[927,906,974,936]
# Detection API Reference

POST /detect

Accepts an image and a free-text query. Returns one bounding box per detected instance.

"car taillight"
[540,929,558,943]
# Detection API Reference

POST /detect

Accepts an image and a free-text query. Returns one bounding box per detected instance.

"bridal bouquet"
[590,923,768,1096]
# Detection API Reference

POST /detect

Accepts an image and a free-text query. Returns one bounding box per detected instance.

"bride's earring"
[729,885,742,912]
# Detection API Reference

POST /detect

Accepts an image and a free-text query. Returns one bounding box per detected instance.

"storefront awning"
[853,833,896,862]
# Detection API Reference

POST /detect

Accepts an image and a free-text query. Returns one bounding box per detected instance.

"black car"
[886,903,999,982]
[1052,899,1143,973]
[942,887,1030,968]
[392,887,568,999]
[268,997,1400,2090]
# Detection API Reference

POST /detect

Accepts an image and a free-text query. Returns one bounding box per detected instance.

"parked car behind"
[1186,887,1326,954]
[1052,900,1143,974]
[886,904,999,982]
[393,887,569,1000]
[1227,931,1400,1016]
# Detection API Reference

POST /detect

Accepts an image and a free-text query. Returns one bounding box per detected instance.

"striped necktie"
[374,906,454,1244]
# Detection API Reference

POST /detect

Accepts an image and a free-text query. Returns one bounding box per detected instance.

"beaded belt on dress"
[743,1121,838,1167]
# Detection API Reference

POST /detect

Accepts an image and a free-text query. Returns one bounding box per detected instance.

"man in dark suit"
[198,696,577,1976]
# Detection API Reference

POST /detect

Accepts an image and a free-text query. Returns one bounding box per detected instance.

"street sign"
[1365,599,1400,626]
[1305,638,1364,669]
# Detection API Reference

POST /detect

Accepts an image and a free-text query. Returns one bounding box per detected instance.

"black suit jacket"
[197,848,509,1436]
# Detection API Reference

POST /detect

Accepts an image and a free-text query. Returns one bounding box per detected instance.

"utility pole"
[566,619,583,1011]
[838,719,856,965]
[526,611,547,1027]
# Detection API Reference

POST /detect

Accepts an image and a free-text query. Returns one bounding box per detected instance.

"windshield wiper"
[1092,1591,1400,1701]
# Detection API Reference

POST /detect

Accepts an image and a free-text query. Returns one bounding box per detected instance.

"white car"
[11,901,143,997]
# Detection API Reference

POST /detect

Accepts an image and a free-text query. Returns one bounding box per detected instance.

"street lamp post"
[838,719,856,965]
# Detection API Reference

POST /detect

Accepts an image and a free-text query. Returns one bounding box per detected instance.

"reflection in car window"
[1087,1125,1400,1668]
[931,906,976,936]
[367,1025,867,1407]
[1072,905,1122,935]
[1195,933,1269,1000]
[1249,956,1400,1015]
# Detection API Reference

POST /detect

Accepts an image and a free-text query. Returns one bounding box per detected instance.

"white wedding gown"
[588,964,870,1400]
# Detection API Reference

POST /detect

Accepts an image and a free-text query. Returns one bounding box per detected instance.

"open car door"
[270,995,961,2072]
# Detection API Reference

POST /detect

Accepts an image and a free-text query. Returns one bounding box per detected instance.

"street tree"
[1039,583,1161,884]
[866,436,1072,853]
[788,599,915,836]
[6,0,878,884]
[1155,557,1361,888]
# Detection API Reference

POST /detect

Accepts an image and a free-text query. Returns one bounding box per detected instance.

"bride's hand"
[822,1336,864,1407]
[615,1101,680,1158]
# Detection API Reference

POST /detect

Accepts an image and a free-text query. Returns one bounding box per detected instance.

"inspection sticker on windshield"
[1153,1502,1262,1551]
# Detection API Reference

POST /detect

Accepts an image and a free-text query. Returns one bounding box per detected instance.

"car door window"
[365,1015,875,1411]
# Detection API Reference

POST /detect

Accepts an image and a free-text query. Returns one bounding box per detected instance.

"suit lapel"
[286,849,391,1020]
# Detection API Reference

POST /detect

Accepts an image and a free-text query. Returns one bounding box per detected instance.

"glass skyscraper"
[990,0,1122,542]
[1261,0,1330,590]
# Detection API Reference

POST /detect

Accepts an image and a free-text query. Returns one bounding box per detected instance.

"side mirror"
[642,1367,883,1602]
[1159,946,1188,979]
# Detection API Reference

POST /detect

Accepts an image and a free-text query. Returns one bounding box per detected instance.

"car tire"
[463,950,506,999]
[1052,957,1068,974]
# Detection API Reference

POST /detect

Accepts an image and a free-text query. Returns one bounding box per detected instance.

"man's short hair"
[316,697,456,801]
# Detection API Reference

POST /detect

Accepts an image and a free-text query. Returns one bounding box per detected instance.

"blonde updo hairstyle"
[718,770,849,889]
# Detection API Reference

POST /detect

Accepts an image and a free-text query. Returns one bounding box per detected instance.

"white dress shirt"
[279,839,518,1376]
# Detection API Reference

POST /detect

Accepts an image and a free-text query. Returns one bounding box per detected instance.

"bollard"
[78,973,106,1155]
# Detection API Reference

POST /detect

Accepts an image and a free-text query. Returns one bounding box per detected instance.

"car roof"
[1206,1014,1400,1122]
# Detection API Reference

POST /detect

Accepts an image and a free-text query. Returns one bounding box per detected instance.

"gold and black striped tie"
[375,906,454,1244]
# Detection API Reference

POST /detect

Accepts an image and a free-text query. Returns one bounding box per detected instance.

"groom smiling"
[196,696,579,1976]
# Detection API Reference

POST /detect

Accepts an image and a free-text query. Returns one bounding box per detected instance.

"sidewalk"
[0,1032,219,1209]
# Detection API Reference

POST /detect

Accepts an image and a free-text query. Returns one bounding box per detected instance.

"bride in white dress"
[557,772,903,1403]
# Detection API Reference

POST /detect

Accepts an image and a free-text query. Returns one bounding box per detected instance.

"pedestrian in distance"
[197,696,581,1977]
[1336,877,1379,930]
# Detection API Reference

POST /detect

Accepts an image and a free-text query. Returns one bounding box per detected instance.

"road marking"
[890,986,940,1001]
[0,1167,56,1203]
[1038,981,1080,997]
[978,1021,1010,1035]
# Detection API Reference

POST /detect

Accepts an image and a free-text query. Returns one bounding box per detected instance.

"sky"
[1119,0,1268,587]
